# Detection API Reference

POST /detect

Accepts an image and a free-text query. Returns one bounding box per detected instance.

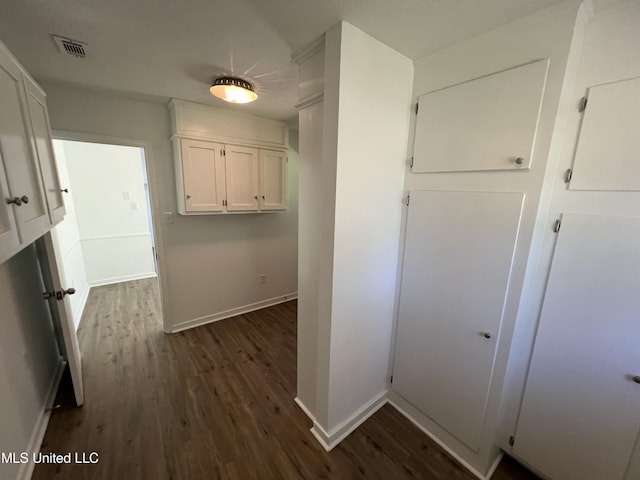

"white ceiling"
[0,0,585,123]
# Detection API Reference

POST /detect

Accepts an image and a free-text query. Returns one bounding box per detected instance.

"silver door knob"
[633,376,640,384]
[7,197,22,206]
[515,157,525,165]
[483,332,492,339]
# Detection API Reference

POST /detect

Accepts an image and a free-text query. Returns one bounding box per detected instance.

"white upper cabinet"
[412,59,548,173]
[177,139,225,213]
[170,100,288,215]
[569,76,640,191]
[0,40,63,264]
[0,45,50,243]
[259,150,287,211]
[23,75,66,224]
[225,145,259,212]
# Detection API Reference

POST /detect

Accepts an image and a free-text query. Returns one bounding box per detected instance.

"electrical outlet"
[259,274,267,285]
[164,212,174,224]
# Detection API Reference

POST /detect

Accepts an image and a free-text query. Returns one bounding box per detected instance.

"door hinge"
[509,435,515,446]
[404,194,410,206]
[553,218,562,233]
[390,375,394,384]
[223,199,227,207]
[578,96,588,113]
[415,103,419,114]
[564,168,573,184]
[409,157,414,168]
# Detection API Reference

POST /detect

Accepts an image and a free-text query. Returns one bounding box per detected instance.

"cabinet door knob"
[633,376,640,384]
[254,195,258,200]
[482,332,492,339]
[262,195,265,200]
[515,157,525,165]
[21,195,29,204]
[186,194,191,199]
[7,197,22,206]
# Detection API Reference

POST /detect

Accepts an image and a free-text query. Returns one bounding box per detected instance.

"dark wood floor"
[35,278,538,480]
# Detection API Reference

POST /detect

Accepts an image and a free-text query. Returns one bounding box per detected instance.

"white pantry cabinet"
[0,40,64,265]
[170,99,288,215]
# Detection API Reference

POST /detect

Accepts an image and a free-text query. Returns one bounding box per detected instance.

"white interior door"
[393,190,524,451]
[514,213,640,480]
[37,232,84,406]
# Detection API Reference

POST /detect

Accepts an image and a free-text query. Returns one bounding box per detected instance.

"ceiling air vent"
[52,35,87,58]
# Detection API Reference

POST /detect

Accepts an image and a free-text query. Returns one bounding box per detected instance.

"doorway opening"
[49,138,162,331]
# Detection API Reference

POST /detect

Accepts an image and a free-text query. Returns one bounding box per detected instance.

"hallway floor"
[34,278,538,479]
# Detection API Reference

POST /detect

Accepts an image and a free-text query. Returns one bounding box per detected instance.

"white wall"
[0,244,62,480]
[388,1,583,475]
[296,22,412,443]
[50,140,90,330]
[61,140,156,287]
[500,0,640,465]
[41,82,299,332]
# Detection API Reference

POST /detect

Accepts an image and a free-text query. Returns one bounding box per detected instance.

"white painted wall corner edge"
[168,292,297,333]
[17,357,66,480]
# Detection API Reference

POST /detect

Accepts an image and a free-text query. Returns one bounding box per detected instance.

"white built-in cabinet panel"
[0,149,20,255]
[259,150,287,211]
[412,59,548,173]
[179,139,226,213]
[514,214,640,480]
[225,145,259,212]
[23,75,65,224]
[570,77,640,191]
[0,46,50,244]
[393,190,524,451]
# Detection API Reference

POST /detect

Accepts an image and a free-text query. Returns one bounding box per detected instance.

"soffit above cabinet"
[169,99,288,150]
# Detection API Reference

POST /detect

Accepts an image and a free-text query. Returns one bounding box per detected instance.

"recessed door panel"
[259,150,287,211]
[393,190,524,451]
[226,145,258,211]
[181,139,225,212]
[570,77,640,191]
[514,214,640,480]
[413,60,548,173]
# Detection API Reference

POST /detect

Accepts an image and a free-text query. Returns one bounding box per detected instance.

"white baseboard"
[169,292,298,333]
[486,451,504,480]
[89,272,157,288]
[294,397,316,423]
[310,390,388,452]
[388,398,490,480]
[17,357,66,480]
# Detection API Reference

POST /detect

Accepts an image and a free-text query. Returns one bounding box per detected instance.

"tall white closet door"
[514,214,640,480]
[393,190,524,450]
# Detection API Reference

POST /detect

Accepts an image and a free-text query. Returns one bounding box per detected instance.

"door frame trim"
[51,129,171,333]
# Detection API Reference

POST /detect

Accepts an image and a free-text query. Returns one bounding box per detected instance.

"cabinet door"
[514,214,640,480]
[0,46,50,242]
[23,75,65,224]
[0,147,20,261]
[393,190,524,451]
[180,139,225,213]
[259,149,287,211]
[225,145,258,212]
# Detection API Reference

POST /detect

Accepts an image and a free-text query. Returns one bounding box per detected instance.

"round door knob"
[21,195,29,204]
[63,288,76,296]
[7,197,22,206]
[515,157,525,165]
[483,332,492,339]
[633,376,640,384]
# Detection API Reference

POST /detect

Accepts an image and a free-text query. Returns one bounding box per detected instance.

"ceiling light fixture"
[209,77,257,104]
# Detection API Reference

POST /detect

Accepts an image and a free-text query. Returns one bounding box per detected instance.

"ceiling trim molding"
[294,92,324,110]
[292,34,326,65]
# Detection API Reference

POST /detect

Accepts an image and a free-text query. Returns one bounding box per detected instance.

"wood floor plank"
[34,278,539,480]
